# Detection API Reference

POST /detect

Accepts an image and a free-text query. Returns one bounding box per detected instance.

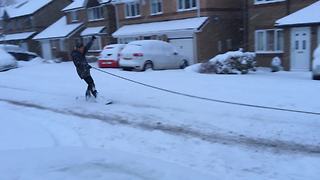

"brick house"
[112,0,243,64]
[246,0,320,71]
[33,0,117,60]
[0,0,72,56]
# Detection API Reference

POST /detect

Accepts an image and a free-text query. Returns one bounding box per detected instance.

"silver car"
[119,40,189,71]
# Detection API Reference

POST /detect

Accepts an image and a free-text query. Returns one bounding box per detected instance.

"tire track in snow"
[1,98,320,155]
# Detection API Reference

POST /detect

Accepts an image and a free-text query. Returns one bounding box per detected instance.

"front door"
[290,27,311,71]
[41,40,52,60]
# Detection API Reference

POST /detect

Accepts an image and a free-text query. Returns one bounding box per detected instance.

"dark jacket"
[71,38,94,79]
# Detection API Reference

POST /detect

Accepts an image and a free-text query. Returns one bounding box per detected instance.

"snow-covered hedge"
[186,50,256,74]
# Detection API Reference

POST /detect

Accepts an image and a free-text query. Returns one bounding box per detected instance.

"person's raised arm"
[84,36,96,55]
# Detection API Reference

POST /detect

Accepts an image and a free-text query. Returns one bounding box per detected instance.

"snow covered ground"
[0,59,320,179]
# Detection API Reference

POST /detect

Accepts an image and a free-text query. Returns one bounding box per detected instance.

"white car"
[98,44,125,68]
[0,44,38,61]
[119,40,189,71]
[312,45,320,80]
[0,48,17,72]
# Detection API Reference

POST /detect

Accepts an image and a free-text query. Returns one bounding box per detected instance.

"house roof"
[4,0,53,18]
[110,0,138,4]
[0,31,36,41]
[112,17,209,38]
[63,0,86,11]
[275,1,320,26]
[63,0,111,11]
[80,26,105,36]
[33,16,83,40]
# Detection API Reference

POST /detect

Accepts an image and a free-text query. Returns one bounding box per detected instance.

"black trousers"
[84,76,95,94]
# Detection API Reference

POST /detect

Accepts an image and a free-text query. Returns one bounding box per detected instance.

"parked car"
[0,44,38,61]
[119,40,189,71]
[98,44,125,68]
[312,45,320,80]
[0,48,18,72]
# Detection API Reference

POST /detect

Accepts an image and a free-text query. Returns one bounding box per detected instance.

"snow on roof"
[63,0,113,11]
[33,16,83,40]
[80,26,105,36]
[62,0,86,11]
[109,0,138,4]
[0,31,36,41]
[5,0,53,18]
[113,17,209,38]
[276,1,320,26]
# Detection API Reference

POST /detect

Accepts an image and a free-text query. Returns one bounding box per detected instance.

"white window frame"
[70,10,79,22]
[150,0,163,15]
[255,29,284,53]
[254,0,286,5]
[177,0,197,12]
[125,2,141,18]
[83,36,102,52]
[87,6,104,21]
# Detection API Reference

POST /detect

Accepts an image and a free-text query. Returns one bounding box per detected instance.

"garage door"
[170,38,194,65]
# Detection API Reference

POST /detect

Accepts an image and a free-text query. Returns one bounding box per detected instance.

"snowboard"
[76,95,113,105]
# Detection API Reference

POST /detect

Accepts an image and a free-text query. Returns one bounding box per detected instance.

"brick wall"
[247,0,318,70]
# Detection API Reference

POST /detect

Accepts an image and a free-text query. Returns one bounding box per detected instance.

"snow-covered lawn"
[0,60,320,179]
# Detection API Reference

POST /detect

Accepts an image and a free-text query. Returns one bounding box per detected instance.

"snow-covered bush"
[197,50,256,74]
[271,56,282,72]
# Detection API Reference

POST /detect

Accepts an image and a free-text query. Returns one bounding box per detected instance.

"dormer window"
[87,6,104,21]
[70,10,78,22]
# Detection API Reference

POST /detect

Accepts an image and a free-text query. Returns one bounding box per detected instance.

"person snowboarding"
[71,36,98,100]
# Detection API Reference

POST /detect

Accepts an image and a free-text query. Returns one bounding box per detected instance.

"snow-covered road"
[1,60,320,179]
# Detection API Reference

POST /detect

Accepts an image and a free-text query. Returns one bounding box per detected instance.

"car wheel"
[122,67,132,71]
[312,74,320,80]
[143,61,153,71]
[180,60,189,69]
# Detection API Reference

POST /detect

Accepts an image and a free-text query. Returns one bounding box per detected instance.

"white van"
[119,40,189,71]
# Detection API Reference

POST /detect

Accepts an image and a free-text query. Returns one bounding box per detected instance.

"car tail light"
[133,53,143,57]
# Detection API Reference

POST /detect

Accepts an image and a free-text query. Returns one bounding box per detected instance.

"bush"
[199,50,256,74]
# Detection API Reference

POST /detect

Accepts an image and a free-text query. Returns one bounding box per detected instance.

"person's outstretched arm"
[84,36,96,55]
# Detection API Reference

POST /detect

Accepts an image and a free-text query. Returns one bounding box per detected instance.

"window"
[83,36,102,51]
[119,37,139,44]
[151,0,162,15]
[177,0,197,11]
[255,29,283,53]
[254,0,285,5]
[125,2,141,18]
[87,6,104,21]
[70,10,78,22]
